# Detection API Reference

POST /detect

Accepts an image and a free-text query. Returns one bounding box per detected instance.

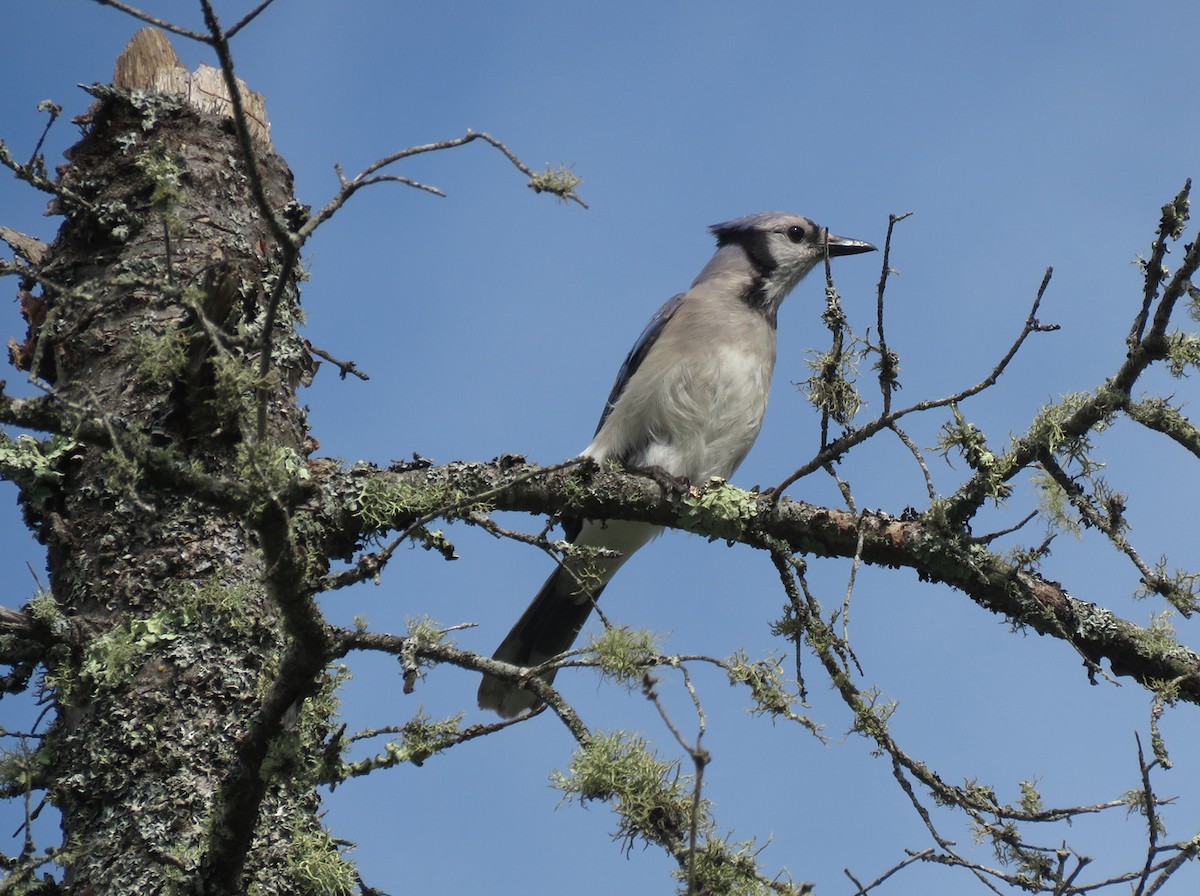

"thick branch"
[313,458,1200,705]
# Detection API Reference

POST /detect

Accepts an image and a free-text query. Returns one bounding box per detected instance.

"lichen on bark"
[2,29,346,894]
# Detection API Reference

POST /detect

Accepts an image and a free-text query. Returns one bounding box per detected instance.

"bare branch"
[844,849,935,895]
[90,0,211,41]
[336,628,591,742]
[873,211,912,414]
[195,1,299,447]
[774,270,1057,497]
[305,340,370,381]
[888,422,936,500]
[300,130,585,241]
[225,0,279,39]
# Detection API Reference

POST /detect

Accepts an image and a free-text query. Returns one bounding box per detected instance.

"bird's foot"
[638,464,692,497]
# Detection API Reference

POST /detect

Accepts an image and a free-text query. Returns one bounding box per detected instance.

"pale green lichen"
[0,433,77,512]
[135,146,186,217]
[552,732,794,894]
[404,615,449,651]
[80,611,180,689]
[336,712,466,781]
[678,479,760,539]
[1138,610,1183,657]
[1134,559,1199,615]
[551,731,694,850]
[1026,390,1119,469]
[1030,470,1082,537]
[528,164,582,202]
[351,475,461,533]
[679,834,800,896]
[590,626,661,687]
[803,350,863,424]
[1149,688,1174,769]
[130,327,189,385]
[76,578,264,692]
[263,664,348,788]
[27,588,66,635]
[936,404,1011,502]
[125,87,184,131]
[285,826,357,896]
[1018,779,1044,814]
[235,443,312,509]
[1165,331,1200,377]
[725,649,822,735]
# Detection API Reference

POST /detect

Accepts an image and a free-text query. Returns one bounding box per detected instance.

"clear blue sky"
[3,2,1200,893]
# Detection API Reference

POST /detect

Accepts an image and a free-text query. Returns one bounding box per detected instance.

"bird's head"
[707,211,876,319]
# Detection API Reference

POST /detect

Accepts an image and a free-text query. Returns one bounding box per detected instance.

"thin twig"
[197,0,300,446]
[888,422,936,500]
[225,0,279,39]
[774,270,1056,497]
[844,848,934,895]
[1133,732,1161,896]
[91,0,211,41]
[336,629,591,741]
[1038,454,1165,603]
[873,212,912,415]
[973,510,1038,544]
[27,101,61,168]
[640,663,709,896]
[836,519,867,676]
[300,130,584,241]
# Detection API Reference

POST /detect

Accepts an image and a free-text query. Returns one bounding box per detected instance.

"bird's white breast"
[583,286,777,484]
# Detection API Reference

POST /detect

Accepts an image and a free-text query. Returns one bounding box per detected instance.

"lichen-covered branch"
[308,456,1200,706]
[2,7,1198,895]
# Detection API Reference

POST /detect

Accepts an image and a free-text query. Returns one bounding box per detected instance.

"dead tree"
[2,12,1200,896]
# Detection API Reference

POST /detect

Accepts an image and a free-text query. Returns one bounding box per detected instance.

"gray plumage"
[478,212,875,717]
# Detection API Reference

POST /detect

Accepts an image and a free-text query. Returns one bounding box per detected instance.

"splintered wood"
[112,27,272,149]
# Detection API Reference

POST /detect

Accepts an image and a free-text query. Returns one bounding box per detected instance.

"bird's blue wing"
[592,291,687,437]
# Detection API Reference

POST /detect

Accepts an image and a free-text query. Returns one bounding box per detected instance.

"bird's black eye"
[786,225,806,243]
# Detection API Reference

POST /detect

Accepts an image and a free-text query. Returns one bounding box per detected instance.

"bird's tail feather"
[477,566,603,718]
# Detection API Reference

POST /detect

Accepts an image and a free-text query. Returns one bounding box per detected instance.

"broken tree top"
[111,27,272,150]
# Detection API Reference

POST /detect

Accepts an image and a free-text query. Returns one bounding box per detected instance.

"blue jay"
[478,212,875,716]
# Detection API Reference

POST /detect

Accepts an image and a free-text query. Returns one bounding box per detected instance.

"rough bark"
[6,29,340,895]
[2,22,1198,896]
[316,457,1200,706]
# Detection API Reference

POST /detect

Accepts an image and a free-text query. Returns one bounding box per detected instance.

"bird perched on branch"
[478,211,875,717]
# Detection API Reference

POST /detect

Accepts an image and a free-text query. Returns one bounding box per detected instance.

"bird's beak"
[825,233,877,257]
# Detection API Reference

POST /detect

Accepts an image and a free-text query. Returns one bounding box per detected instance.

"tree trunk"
[13,29,345,894]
